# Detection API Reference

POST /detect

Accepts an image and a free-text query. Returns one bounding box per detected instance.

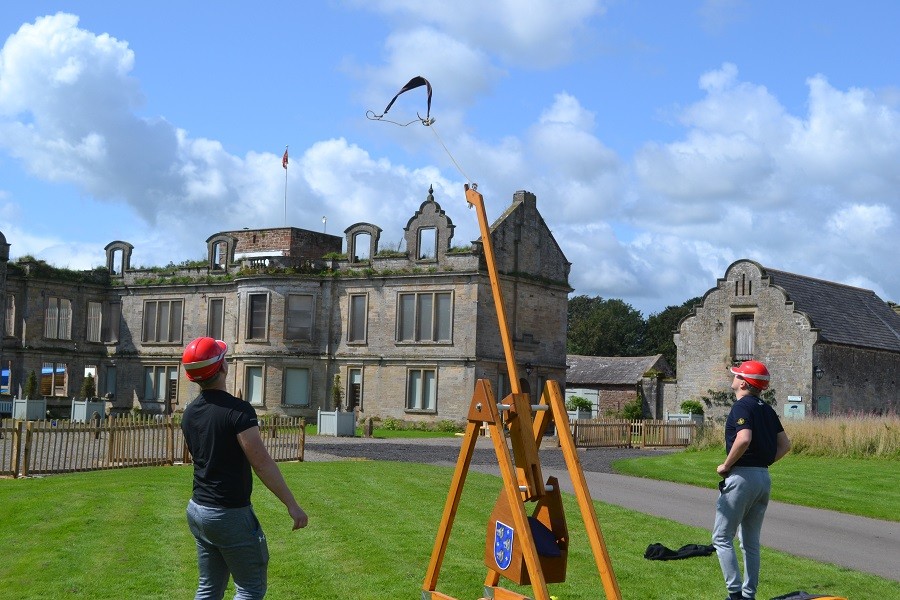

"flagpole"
[282,145,289,226]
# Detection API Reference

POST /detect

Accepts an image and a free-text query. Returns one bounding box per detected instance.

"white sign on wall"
[787,395,802,403]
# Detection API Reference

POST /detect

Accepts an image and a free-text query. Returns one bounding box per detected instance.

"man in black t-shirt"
[713,360,791,600]
[181,337,308,599]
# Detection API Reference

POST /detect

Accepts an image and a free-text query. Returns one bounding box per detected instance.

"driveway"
[304,434,900,582]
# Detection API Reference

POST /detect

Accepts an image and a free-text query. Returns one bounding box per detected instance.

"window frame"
[41,361,68,397]
[86,301,102,343]
[244,364,265,406]
[396,291,453,343]
[102,302,121,343]
[5,294,15,337]
[347,367,363,411]
[1,359,11,395]
[207,297,226,340]
[282,366,311,407]
[104,364,117,398]
[285,294,314,341]
[246,293,270,341]
[348,293,368,343]
[141,299,184,344]
[417,227,437,260]
[143,364,179,404]
[732,314,755,362]
[406,367,437,412]
[44,296,72,340]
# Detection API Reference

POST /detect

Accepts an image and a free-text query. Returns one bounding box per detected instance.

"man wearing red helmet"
[181,337,308,599]
[713,360,791,600]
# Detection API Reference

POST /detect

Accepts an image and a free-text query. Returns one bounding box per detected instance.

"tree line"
[567,295,702,375]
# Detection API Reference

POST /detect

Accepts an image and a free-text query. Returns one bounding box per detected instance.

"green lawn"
[1,461,896,599]
[612,449,900,521]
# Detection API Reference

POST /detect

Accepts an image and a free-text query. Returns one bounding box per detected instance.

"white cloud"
[1,11,899,316]
[358,27,501,116]
[624,63,900,309]
[353,0,605,68]
[826,204,894,240]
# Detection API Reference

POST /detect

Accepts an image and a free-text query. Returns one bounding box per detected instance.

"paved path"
[304,434,900,582]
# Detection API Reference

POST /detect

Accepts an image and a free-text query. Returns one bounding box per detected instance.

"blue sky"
[1,1,898,316]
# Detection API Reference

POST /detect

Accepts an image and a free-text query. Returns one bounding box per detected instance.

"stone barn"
[675,259,900,419]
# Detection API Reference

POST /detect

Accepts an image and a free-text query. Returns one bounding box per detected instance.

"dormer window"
[418,227,436,260]
[403,186,455,263]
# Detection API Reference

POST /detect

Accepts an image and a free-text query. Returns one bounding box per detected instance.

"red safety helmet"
[730,360,770,390]
[182,337,228,382]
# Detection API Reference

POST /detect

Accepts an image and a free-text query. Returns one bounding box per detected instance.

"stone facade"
[675,259,900,419]
[0,188,572,425]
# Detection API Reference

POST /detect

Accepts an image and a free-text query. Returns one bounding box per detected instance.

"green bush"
[566,395,592,411]
[381,417,403,431]
[435,419,462,433]
[24,370,38,400]
[621,398,644,420]
[680,400,704,415]
[80,374,96,399]
[331,374,344,411]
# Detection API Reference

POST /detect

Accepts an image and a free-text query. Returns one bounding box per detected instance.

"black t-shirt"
[181,389,259,508]
[724,395,785,468]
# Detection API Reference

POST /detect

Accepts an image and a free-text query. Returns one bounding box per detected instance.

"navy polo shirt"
[724,395,784,468]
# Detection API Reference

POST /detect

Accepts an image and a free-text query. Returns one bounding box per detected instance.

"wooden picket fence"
[570,418,698,448]
[0,415,304,478]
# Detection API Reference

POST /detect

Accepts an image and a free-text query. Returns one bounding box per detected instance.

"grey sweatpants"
[712,466,771,600]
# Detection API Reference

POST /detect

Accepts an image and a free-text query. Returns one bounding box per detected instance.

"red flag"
[282,148,289,169]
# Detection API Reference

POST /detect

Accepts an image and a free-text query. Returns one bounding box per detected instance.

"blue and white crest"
[493,520,514,570]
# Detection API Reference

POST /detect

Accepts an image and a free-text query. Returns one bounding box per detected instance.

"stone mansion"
[0,188,572,424]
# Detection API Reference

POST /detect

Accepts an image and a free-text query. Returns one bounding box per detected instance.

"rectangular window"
[102,302,121,342]
[104,365,117,398]
[348,368,362,411]
[142,300,184,343]
[245,366,264,405]
[143,365,178,402]
[406,368,436,411]
[87,302,102,342]
[208,298,225,340]
[40,362,68,397]
[348,294,367,342]
[1,360,10,394]
[417,294,433,339]
[733,316,754,362]
[397,292,452,342]
[5,295,15,337]
[286,294,313,340]
[418,227,436,260]
[497,372,509,402]
[247,294,268,340]
[44,297,72,340]
[283,367,310,406]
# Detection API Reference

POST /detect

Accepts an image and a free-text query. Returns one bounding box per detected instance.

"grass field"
[612,449,900,521]
[688,415,900,459]
[1,461,897,600]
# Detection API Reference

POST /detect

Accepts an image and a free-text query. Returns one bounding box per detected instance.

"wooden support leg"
[545,380,622,600]
[423,417,483,592]
[483,403,552,600]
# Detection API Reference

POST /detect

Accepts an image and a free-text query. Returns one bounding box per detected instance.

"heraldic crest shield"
[493,520,514,570]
